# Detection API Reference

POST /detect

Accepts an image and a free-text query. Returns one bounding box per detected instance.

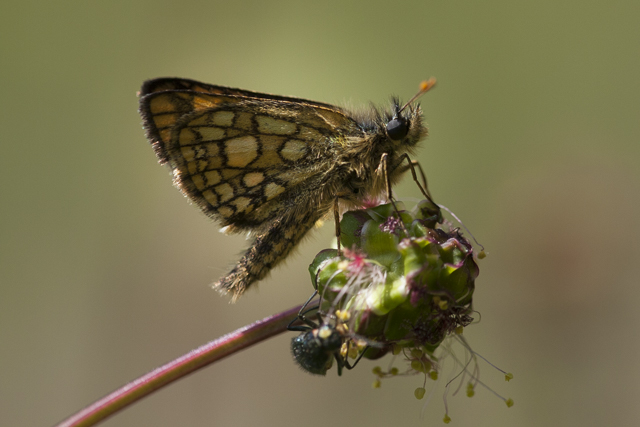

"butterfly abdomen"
[214,203,323,300]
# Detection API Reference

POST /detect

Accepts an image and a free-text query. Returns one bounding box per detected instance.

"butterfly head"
[384,78,436,145]
[385,105,411,141]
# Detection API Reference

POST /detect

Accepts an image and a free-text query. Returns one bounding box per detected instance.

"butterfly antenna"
[398,77,437,114]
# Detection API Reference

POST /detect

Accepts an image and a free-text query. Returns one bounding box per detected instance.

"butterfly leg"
[333,190,360,256]
[214,208,320,301]
[333,196,342,257]
[388,154,444,227]
[379,153,409,235]
[391,153,434,202]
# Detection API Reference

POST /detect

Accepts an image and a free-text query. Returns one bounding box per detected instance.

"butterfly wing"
[139,79,363,233]
[140,77,339,109]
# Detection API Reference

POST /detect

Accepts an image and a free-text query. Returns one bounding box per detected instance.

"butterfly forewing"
[139,77,429,299]
[140,77,339,110]
[140,85,362,234]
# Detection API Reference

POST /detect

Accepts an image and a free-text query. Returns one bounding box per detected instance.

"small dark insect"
[289,313,367,376]
[287,291,373,376]
[290,324,346,376]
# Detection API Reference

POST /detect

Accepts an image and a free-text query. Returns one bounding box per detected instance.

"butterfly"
[138,77,435,300]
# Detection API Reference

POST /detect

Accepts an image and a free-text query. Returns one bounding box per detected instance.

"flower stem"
[54,304,303,427]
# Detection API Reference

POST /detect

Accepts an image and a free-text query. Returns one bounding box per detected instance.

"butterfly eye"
[386,116,409,141]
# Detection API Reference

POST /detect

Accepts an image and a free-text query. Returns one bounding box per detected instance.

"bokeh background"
[2,1,640,426]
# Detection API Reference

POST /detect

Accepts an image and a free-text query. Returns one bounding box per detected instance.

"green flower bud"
[311,200,478,359]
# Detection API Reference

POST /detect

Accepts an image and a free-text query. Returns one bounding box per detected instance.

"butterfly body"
[139,78,429,299]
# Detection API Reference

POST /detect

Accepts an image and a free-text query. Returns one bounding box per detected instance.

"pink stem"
[55,305,303,427]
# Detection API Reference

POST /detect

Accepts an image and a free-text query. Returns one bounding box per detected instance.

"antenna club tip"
[419,77,437,92]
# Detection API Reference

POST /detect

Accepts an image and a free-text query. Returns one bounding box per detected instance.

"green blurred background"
[2,1,639,426]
